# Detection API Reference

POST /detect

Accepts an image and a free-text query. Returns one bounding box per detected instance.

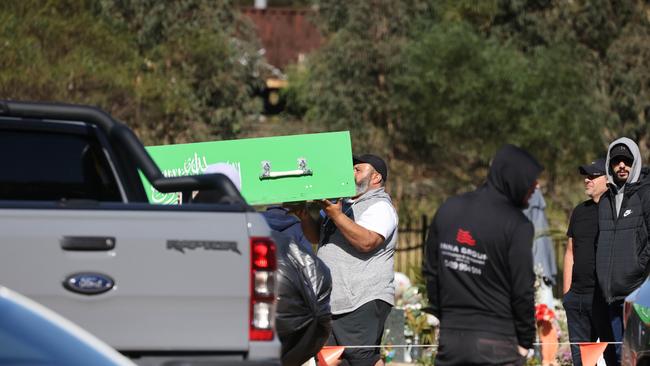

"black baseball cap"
[353,154,388,182]
[578,158,606,176]
[610,143,634,162]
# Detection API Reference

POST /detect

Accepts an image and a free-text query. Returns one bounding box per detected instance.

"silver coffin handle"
[260,158,313,179]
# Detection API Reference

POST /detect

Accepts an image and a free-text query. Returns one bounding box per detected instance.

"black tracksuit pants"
[563,290,597,366]
[435,328,525,366]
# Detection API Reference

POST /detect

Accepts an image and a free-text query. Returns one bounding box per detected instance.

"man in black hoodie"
[423,144,542,365]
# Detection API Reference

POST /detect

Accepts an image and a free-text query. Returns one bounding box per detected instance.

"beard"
[615,169,629,184]
[355,175,371,196]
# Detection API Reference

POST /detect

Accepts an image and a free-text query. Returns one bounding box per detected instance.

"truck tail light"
[250,237,276,341]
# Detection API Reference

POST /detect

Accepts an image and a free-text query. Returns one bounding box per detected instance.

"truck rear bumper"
[129,356,280,366]
[126,339,281,366]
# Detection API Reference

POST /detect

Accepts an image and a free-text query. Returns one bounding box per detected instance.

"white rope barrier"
[323,341,622,349]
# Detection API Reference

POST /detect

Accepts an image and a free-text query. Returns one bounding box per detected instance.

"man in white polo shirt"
[295,154,398,366]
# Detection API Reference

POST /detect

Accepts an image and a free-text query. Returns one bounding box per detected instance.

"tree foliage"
[287,0,435,156]
[283,0,438,216]
[0,0,264,144]
[394,22,603,190]
[283,0,650,217]
[481,0,650,162]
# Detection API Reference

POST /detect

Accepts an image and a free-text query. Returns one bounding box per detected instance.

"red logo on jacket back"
[456,229,476,246]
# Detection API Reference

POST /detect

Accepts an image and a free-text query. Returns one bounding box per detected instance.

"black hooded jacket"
[597,138,650,303]
[262,206,314,255]
[423,144,542,348]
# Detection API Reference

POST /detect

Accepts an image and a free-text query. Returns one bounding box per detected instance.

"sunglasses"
[611,156,633,166]
[586,174,603,180]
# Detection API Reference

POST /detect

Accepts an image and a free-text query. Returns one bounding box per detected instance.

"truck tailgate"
[0,208,252,351]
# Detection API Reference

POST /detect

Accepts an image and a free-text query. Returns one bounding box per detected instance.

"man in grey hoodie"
[594,137,650,365]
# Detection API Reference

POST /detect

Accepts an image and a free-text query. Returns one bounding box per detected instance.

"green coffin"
[142,131,356,205]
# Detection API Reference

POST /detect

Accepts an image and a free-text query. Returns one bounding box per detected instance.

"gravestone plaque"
[382,308,406,362]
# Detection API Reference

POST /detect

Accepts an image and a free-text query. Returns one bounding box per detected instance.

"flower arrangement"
[532,263,576,365]
[535,303,556,322]
[387,271,437,365]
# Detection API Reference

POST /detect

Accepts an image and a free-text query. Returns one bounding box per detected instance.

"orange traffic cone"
[538,320,558,365]
[317,346,345,366]
[579,342,608,366]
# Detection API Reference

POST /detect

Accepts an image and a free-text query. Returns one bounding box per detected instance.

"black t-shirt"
[566,200,599,294]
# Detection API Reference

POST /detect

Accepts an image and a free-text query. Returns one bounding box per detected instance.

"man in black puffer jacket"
[595,137,650,366]
[423,144,542,365]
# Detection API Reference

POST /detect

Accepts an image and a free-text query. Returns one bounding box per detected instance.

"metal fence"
[552,234,568,297]
[394,214,428,275]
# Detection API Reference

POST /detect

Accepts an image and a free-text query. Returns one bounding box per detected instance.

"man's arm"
[563,237,574,295]
[320,199,384,253]
[509,222,536,349]
[642,193,650,271]
[422,215,440,317]
[289,204,321,244]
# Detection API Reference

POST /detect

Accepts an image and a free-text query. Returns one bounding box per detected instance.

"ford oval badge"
[63,273,114,295]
